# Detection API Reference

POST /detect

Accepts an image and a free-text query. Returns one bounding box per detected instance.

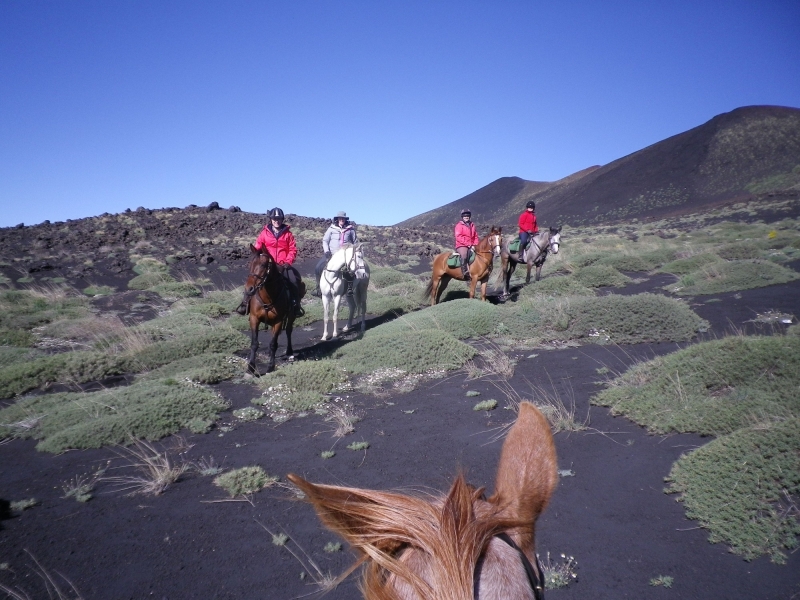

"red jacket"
[518,210,538,235]
[254,224,297,265]
[455,221,480,248]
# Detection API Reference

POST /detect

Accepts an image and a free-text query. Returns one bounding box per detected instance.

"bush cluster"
[572,265,630,288]
[671,260,799,295]
[371,298,497,339]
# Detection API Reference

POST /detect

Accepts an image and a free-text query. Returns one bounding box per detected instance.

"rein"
[323,248,359,286]
[247,255,278,312]
[473,533,545,600]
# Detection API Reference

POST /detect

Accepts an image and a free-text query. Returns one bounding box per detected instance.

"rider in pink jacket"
[454,209,480,281]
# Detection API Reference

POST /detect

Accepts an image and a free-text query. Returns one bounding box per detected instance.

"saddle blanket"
[446,249,475,268]
[509,237,522,253]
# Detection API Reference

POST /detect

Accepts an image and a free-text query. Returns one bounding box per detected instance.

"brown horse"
[289,401,557,600]
[243,244,305,374]
[425,227,503,305]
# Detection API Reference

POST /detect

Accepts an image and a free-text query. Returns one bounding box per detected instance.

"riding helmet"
[268,207,285,220]
[461,208,471,217]
[526,200,535,210]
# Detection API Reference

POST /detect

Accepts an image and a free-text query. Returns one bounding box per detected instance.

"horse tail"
[423,278,434,302]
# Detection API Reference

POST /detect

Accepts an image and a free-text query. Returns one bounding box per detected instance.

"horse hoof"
[342,325,350,332]
[287,354,295,362]
[321,335,330,341]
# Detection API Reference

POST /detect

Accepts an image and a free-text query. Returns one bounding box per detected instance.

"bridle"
[473,533,545,600]
[323,247,362,286]
[246,253,277,311]
[473,233,502,267]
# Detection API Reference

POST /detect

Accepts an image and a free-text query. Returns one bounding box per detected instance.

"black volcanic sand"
[2,278,800,599]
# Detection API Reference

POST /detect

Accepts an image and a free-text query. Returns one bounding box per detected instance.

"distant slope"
[398,105,800,229]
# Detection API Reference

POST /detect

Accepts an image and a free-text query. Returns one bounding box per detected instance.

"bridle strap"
[473,533,545,600]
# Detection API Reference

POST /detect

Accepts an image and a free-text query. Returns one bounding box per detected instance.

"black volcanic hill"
[398,105,800,229]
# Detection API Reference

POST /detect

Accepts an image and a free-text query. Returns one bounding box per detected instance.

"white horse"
[320,243,370,341]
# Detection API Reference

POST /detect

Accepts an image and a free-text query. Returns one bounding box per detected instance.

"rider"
[235,207,302,315]
[314,211,358,296]
[518,200,539,254]
[454,208,479,282]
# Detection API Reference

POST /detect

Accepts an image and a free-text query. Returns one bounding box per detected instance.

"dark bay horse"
[425,227,503,305]
[500,227,562,297]
[289,401,557,600]
[243,244,306,374]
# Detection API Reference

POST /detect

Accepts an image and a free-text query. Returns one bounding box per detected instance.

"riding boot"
[461,264,471,281]
[235,292,249,315]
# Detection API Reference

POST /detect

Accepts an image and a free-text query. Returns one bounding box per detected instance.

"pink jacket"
[455,221,479,248]
[254,224,297,265]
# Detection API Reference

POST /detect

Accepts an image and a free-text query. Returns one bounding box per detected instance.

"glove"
[325,251,332,260]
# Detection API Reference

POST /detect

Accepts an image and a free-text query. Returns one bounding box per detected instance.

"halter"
[246,253,278,312]
[471,233,502,268]
[473,533,545,600]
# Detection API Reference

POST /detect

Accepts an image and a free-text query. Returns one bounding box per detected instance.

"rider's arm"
[322,227,332,253]
[285,231,298,265]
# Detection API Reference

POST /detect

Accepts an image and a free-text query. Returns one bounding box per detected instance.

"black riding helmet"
[526,200,535,210]
[268,207,285,221]
[460,208,472,217]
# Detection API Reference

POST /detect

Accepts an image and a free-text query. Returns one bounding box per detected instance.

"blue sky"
[1,1,799,228]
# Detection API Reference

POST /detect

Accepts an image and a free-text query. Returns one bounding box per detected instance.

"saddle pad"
[446,250,475,268]
[509,238,521,253]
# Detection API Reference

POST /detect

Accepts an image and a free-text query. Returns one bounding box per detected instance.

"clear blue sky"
[2,1,799,228]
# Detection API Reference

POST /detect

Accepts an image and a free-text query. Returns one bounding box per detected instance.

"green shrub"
[138,353,244,384]
[214,466,276,497]
[593,336,800,435]
[0,289,89,330]
[182,302,229,318]
[0,347,44,368]
[128,272,175,290]
[516,276,595,300]
[255,360,347,395]
[370,269,420,288]
[82,285,115,296]
[150,281,202,298]
[572,265,630,288]
[132,257,169,275]
[566,294,707,344]
[665,417,800,563]
[0,327,35,347]
[0,379,229,453]
[370,299,497,339]
[131,327,245,371]
[336,329,475,375]
[716,241,764,260]
[660,253,724,275]
[669,260,799,295]
[595,248,676,272]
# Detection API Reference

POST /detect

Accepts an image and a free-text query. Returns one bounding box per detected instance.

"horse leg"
[331,293,343,338]
[266,323,281,373]
[468,275,478,299]
[525,260,533,284]
[358,287,366,335]
[321,294,331,340]
[247,317,260,375]
[535,264,543,282]
[342,292,355,333]
[435,275,450,304]
[285,316,295,358]
[480,279,488,301]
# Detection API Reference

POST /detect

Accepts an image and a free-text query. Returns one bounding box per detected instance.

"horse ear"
[250,243,258,253]
[287,474,422,553]
[488,402,557,552]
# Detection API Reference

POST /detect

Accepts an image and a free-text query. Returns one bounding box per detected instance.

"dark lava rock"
[206,202,220,212]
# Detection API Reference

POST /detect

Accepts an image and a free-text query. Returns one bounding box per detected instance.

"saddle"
[509,237,522,253]
[446,249,475,269]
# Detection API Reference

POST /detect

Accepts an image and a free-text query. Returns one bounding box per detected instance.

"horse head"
[487,226,503,258]
[288,402,557,600]
[548,226,562,255]
[351,243,369,280]
[246,244,275,295]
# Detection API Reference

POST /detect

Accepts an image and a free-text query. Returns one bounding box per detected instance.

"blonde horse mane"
[288,402,557,600]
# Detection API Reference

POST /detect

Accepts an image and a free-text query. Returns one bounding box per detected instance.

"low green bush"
[572,265,630,288]
[128,272,175,290]
[715,241,764,260]
[336,329,475,375]
[516,276,595,300]
[0,327,35,347]
[131,326,245,371]
[370,268,420,288]
[150,281,202,298]
[132,257,169,275]
[665,417,800,563]
[593,336,800,435]
[659,253,724,275]
[214,466,276,497]
[255,359,347,395]
[566,294,707,344]
[370,299,497,339]
[0,379,229,453]
[670,260,799,295]
[138,353,244,384]
[0,347,44,368]
[595,248,676,272]
[0,289,89,331]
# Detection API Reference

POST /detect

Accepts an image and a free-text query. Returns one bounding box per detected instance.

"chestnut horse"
[243,244,305,374]
[499,227,562,297]
[289,402,557,600]
[425,227,503,305]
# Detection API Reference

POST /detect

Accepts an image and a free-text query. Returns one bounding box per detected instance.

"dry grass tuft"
[106,438,188,496]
